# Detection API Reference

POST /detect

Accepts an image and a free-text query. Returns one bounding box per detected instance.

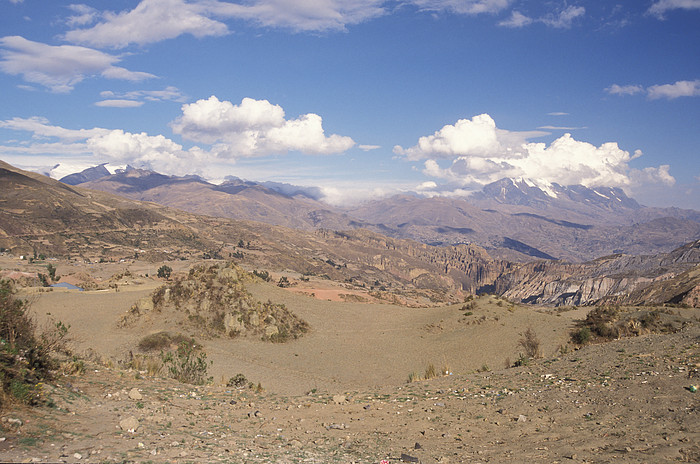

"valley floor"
[0,324,698,463]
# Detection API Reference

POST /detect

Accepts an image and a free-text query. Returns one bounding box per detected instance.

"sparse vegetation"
[572,305,685,345]
[227,373,248,388]
[518,327,541,359]
[160,339,212,385]
[141,263,309,342]
[137,331,190,352]
[253,270,271,282]
[0,280,70,408]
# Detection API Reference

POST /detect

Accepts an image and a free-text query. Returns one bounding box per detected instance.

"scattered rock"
[332,394,347,404]
[517,414,527,423]
[326,423,346,430]
[128,388,143,400]
[73,453,82,460]
[400,453,420,463]
[119,416,139,433]
[3,418,22,427]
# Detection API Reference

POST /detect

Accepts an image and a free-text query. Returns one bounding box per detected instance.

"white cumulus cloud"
[399,114,675,193]
[0,36,155,92]
[648,0,700,18]
[171,96,355,157]
[0,116,210,176]
[393,113,545,161]
[647,80,700,99]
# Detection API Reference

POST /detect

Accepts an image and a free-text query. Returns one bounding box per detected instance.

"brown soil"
[0,258,698,463]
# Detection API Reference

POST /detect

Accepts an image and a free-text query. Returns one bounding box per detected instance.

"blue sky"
[0,0,698,208]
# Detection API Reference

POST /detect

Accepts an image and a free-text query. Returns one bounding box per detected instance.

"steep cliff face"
[493,240,700,306]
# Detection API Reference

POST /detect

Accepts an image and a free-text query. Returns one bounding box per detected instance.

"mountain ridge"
[61,164,700,262]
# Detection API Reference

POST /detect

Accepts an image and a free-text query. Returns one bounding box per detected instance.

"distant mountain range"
[62,165,700,262]
[1,160,698,307]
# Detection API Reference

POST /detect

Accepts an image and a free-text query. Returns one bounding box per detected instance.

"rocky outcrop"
[123,263,309,341]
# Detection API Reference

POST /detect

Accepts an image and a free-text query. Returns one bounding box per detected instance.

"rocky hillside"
[494,240,700,306]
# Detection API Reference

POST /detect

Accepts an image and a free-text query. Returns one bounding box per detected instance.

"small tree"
[46,263,57,282]
[519,327,541,359]
[157,265,172,280]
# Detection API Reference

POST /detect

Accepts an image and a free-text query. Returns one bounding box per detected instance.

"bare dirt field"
[0,258,698,463]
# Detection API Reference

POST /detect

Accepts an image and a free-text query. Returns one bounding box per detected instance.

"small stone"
[400,453,420,463]
[289,439,303,449]
[138,442,145,449]
[73,453,82,460]
[414,442,423,449]
[119,416,139,433]
[332,394,347,404]
[517,415,527,422]
[129,388,143,400]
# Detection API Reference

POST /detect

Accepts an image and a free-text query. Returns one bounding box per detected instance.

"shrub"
[227,373,248,388]
[0,280,68,407]
[253,270,271,282]
[571,327,592,345]
[157,265,172,280]
[160,340,212,385]
[138,332,189,352]
[518,327,541,359]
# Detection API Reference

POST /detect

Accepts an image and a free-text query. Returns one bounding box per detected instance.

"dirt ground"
[0,258,698,463]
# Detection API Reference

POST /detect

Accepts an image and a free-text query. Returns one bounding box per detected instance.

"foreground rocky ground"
[0,323,698,464]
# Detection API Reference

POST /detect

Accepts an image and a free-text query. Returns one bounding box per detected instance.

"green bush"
[0,280,69,408]
[157,265,172,280]
[571,327,592,345]
[160,340,212,385]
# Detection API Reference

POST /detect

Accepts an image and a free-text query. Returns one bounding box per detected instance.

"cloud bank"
[0,97,355,175]
[395,113,674,194]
